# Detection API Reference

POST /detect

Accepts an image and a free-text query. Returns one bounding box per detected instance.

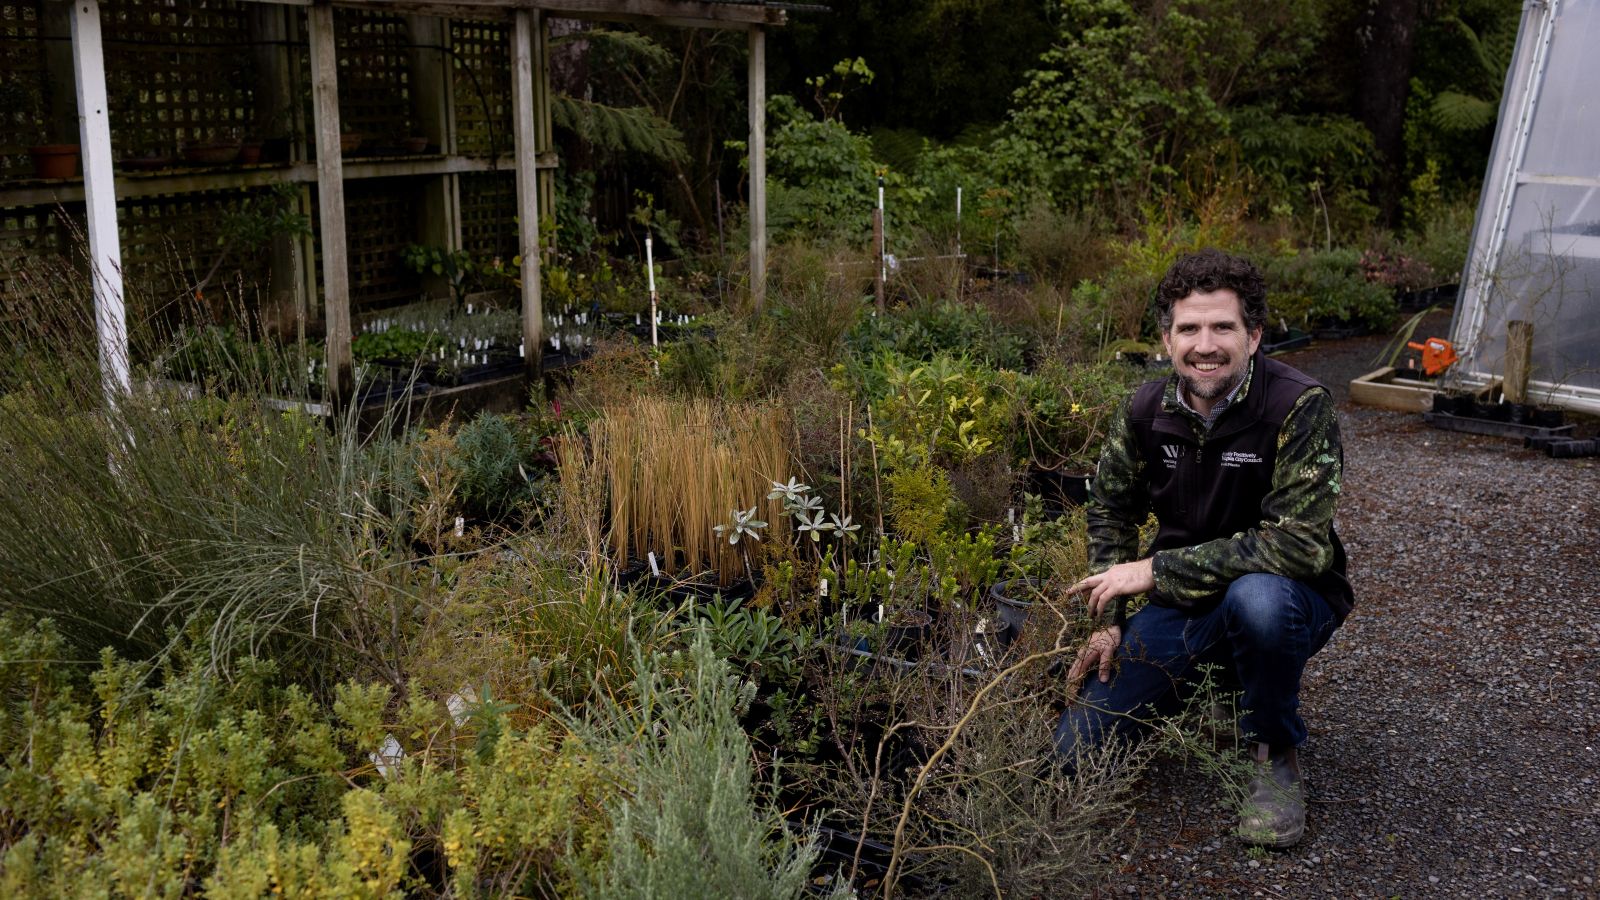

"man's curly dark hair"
[1155,249,1268,333]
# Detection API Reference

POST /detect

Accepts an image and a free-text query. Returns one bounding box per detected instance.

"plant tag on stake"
[446,685,477,726]
[647,551,660,577]
[454,516,465,538]
[371,733,404,780]
[819,578,828,597]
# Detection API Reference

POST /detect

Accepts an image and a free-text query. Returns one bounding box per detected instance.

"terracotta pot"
[28,144,80,179]
[236,142,263,165]
[340,132,363,154]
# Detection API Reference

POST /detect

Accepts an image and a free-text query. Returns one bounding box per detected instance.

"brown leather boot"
[1238,742,1305,848]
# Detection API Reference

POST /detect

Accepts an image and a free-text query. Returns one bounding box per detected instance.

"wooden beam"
[511,9,543,377]
[308,2,353,405]
[237,0,786,29]
[747,25,766,311]
[69,0,129,399]
[0,154,560,208]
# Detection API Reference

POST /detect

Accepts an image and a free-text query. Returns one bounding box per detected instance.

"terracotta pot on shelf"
[340,132,364,155]
[27,144,80,179]
[236,141,263,165]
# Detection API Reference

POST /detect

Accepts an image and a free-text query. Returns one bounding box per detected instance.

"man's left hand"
[1068,558,1156,617]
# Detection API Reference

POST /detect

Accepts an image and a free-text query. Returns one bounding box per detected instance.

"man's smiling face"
[1161,288,1263,417]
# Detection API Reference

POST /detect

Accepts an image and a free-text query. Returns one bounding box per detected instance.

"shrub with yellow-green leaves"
[0,615,614,898]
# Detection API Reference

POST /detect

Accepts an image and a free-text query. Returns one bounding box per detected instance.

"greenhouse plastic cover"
[1454,0,1600,413]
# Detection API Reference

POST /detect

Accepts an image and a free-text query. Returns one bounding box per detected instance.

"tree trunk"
[1357,0,1424,227]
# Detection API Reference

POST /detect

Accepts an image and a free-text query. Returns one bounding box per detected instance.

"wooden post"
[254,5,303,339]
[308,2,352,405]
[511,10,544,378]
[69,0,128,400]
[872,208,885,313]
[747,26,766,311]
[409,15,456,303]
[1505,319,1534,404]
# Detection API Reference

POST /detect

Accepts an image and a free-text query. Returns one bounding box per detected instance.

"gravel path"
[1100,319,1600,897]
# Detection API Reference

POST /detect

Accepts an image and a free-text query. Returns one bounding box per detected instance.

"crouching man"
[1056,248,1353,848]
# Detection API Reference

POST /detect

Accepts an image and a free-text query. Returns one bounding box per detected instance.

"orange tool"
[1405,337,1458,376]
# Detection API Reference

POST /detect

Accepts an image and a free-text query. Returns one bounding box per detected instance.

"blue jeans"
[1054,573,1338,761]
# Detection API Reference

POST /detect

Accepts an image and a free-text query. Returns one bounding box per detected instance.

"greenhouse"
[1454,0,1600,413]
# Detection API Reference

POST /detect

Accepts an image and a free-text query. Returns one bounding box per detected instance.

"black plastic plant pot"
[1027,467,1092,508]
[990,577,1044,649]
[1475,401,1512,422]
[1531,407,1566,428]
[884,609,934,661]
[1431,393,1474,416]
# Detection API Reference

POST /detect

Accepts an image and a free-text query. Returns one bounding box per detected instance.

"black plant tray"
[1261,329,1312,354]
[1423,412,1576,441]
[1313,322,1366,341]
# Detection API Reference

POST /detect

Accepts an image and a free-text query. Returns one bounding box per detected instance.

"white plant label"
[446,686,476,726]
[647,551,660,577]
[370,733,405,780]
[454,516,465,537]
[819,578,829,597]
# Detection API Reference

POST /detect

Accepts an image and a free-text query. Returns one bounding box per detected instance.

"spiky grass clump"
[589,395,795,585]
[0,290,423,683]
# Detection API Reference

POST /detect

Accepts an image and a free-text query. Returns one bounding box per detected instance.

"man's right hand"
[1066,625,1122,694]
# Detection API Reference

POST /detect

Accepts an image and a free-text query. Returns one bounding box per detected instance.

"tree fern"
[1431,91,1496,133]
[552,95,687,163]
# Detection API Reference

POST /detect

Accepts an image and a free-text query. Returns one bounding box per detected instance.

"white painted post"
[748,26,766,311]
[511,9,543,378]
[647,237,658,348]
[308,2,352,404]
[69,0,128,400]
[955,186,963,260]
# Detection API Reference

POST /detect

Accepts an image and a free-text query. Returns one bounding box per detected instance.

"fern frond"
[1431,91,1496,133]
[552,95,688,163]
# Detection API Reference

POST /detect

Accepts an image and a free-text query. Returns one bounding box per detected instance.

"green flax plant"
[0,275,426,687]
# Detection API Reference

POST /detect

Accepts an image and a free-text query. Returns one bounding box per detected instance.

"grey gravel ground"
[1099,319,1600,897]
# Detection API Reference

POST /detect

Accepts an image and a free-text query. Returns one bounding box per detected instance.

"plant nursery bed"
[1349,366,1469,413]
[1261,328,1312,355]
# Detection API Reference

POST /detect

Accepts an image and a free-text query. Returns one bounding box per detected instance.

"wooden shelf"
[0,151,558,207]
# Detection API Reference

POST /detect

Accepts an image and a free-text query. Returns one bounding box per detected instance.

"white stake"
[646,237,659,350]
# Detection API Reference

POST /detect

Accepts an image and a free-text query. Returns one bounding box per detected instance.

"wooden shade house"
[0,0,797,405]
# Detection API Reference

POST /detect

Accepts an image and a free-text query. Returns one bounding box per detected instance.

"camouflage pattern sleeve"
[1151,388,1343,601]
[1085,393,1150,626]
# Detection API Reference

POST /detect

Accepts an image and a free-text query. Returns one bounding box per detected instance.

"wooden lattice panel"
[101,0,256,158]
[450,21,511,157]
[118,190,272,317]
[336,9,413,144]
[0,205,70,329]
[0,1,46,181]
[460,171,516,262]
[344,179,417,312]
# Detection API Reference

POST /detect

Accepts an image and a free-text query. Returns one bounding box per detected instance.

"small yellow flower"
[1070,403,1082,414]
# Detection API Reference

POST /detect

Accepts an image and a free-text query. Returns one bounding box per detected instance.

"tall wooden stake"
[308,2,351,406]
[511,9,544,379]
[747,26,767,311]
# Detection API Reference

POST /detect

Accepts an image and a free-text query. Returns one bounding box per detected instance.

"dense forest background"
[558,0,1519,269]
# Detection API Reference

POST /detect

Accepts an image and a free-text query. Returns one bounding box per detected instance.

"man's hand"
[1067,625,1122,694]
[1067,558,1156,617]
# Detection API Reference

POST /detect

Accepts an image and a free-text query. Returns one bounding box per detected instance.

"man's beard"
[1179,363,1245,403]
